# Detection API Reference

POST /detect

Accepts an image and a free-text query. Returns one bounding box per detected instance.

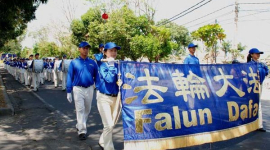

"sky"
[22,0,270,59]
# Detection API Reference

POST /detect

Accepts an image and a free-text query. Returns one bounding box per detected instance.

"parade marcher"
[19,58,25,84]
[60,55,67,91]
[184,43,200,64]
[247,48,269,132]
[47,59,54,82]
[94,43,104,68]
[40,58,45,85]
[14,58,20,80]
[183,43,202,77]
[66,41,99,140]
[27,55,34,88]
[3,58,7,69]
[97,42,121,150]
[9,59,14,76]
[22,58,30,86]
[30,53,41,91]
[53,56,61,88]
[43,58,49,81]
[7,59,11,74]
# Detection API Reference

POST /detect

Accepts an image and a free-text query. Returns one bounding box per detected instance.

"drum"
[27,60,33,72]
[61,59,72,73]
[33,60,44,73]
[47,69,52,73]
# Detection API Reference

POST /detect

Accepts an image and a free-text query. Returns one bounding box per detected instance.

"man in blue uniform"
[184,43,200,64]
[66,41,99,140]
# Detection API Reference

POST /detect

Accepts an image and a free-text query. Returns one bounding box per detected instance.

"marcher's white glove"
[67,93,72,103]
[107,57,115,67]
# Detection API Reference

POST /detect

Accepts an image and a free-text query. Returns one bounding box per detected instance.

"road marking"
[24,84,74,122]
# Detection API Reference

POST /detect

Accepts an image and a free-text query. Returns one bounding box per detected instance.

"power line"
[240,9,270,12]
[186,9,270,29]
[186,11,233,28]
[159,1,270,27]
[238,2,270,5]
[158,0,212,26]
[181,3,270,27]
[218,10,270,23]
[220,18,270,26]
[166,0,207,21]
[180,4,234,26]
[239,19,270,21]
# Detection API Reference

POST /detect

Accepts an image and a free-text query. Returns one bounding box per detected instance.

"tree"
[0,39,22,57]
[221,40,231,57]
[191,24,226,63]
[71,6,152,60]
[0,0,48,48]
[159,21,192,55]
[128,0,157,22]
[230,42,246,60]
[32,41,60,58]
[71,4,177,62]
[21,47,33,58]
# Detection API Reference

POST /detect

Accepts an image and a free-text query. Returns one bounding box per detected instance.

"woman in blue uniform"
[247,48,269,132]
[97,42,120,150]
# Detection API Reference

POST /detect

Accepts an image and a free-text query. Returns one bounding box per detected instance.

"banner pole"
[112,60,122,125]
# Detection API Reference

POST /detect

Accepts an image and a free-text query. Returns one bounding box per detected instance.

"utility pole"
[233,0,239,60]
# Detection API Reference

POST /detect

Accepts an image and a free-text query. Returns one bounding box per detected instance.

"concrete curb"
[0,72,14,116]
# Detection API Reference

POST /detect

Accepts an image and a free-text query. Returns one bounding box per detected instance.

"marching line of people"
[3,41,120,150]
[3,53,71,92]
[3,41,269,150]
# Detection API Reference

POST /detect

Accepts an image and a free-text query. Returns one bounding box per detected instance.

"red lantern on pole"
[102,13,108,20]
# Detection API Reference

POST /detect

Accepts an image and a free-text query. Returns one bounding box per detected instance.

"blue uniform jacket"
[98,62,119,95]
[94,53,103,68]
[66,56,99,93]
[44,62,48,69]
[22,62,28,69]
[48,62,54,69]
[184,54,200,64]
[58,60,62,71]
[248,60,269,84]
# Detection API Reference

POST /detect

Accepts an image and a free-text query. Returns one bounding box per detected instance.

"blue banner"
[120,62,260,150]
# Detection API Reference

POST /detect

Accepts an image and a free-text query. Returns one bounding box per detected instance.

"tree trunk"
[155,55,160,63]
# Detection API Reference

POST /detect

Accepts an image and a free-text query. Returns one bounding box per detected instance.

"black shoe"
[79,133,86,140]
[98,143,104,150]
[257,128,266,132]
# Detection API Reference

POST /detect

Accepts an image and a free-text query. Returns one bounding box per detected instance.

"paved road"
[32,76,124,150]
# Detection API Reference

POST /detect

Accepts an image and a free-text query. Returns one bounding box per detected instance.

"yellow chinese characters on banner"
[172,69,210,102]
[124,68,168,104]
